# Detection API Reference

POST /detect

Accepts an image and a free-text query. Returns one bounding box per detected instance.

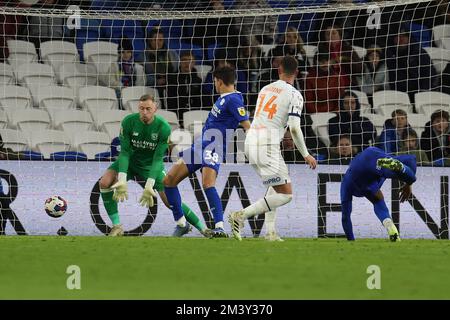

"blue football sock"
[398,164,417,185]
[341,200,355,240]
[204,187,223,225]
[164,186,184,221]
[373,199,390,223]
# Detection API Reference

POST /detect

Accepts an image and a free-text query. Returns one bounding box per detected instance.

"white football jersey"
[247,79,304,144]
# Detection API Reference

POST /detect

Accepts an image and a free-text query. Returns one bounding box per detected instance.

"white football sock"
[176,216,186,227]
[243,192,292,219]
[382,218,394,231]
[264,187,277,234]
[215,221,224,229]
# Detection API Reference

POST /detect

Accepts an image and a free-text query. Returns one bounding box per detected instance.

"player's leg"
[163,159,191,228]
[99,166,123,236]
[340,179,354,240]
[366,190,400,242]
[202,166,228,237]
[377,156,416,184]
[263,186,284,242]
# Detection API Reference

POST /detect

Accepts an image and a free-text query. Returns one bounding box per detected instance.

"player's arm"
[287,93,317,169]
[112,117,133,202]
[240,120,251,132]
[139,123,171,207]
[229,97,250,131]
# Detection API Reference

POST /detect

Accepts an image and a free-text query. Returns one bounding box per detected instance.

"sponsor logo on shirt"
[151,133,158,140]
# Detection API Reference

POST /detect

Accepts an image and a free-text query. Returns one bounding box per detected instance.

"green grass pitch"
[1,236,450,299]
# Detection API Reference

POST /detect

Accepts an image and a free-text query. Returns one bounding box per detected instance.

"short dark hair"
[391,109,407,118]
[402,128,418,140]
[213,65,236,86]
[180,50,194,59]
[140,94,155,102]
[431,109,449,123]
[280,56,298,75]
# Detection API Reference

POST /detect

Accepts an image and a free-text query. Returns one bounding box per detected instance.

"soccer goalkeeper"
[99,94,212,238]
[341,146,417,241]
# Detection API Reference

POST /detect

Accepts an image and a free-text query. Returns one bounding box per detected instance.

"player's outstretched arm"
[287,116,317,169]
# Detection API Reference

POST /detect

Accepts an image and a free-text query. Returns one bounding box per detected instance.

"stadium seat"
[7,108,51,132]
[121,86,160,112]
[363,113,387,136]
[91,109,129,139]
[310,112,335,146]
[0,109,7,129]
[0,128,29,152]
[349,90,371,114]
[0,63,15,85]
[169,129,192,161]
[57,62,97,88]
[29,129,71,159]
[424,47,450,73]
[0,85,32,110]
[261,44,277,57]
[352,45,367,59]
[303,45,317,66]
[71,131,111,159]
[183,110,209,137]
[7,40,38,69]
[16,63,56,88]
[83,41,118,74]
[195,64,212,82]
[407,113,428,138]
[78,86,118,117]
[40,41,79,72]
[53,109,94,136]
[372,90,412,116]
[34,85,77,114]
[414,91,450,118]
[432,24,450,48]
[157,109,180,132]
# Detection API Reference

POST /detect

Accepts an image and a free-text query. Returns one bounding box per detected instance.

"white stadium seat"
[16,63,56,88]
[7,40,38,68]
[0,85,32,110]
[34,85,77,114]
[407,113,428,138]
[71,131,111,159]
[433,24,450,48]
[373,90,412,116]
[424,47,450,73]
[40,40,79,72]
[183,110,209,137]
[83,41,118,74]
[0,109,7,129]
[29,129,71,158]
[91,109,129,139]
[0,128,29,152]
[0,63,15,85]
[349,90,371,114]
[415,91,450,118]
[78,86,118,117]
[157,109,180,131]
[310,112,336,146]
[7,108,51,132]
[261,44,277,57]
[352,45,367,59]
[195,64,212,82]
[53,109,94,136]
[121,86,160,112]
[303,45,318,66]
[363,113,387,136]
[57,62,97,87]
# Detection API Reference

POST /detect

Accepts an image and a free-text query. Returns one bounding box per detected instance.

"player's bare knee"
[163,174,175,187]
[99,176,111,189]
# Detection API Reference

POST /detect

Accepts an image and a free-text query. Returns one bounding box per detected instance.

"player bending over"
[229,56,317,241]
[163,66,251,238]
[99,94,212,237]
[340,146,417,241]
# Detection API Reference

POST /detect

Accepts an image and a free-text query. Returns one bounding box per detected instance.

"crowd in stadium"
[0,0,449,166]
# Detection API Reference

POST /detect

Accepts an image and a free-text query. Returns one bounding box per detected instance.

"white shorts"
[245,141,291,187]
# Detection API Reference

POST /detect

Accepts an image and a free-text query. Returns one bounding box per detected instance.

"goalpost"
[0,0,448,239]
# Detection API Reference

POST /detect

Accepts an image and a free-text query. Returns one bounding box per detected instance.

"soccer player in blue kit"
[341,147,417,241]
[164,66,251,237]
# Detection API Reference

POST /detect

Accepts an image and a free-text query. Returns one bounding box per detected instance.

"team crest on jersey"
[237,107,246,116]
[151,133,158,140]
[133,132,139,136]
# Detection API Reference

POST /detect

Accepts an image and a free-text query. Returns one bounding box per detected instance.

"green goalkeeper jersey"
[118,113,171,180]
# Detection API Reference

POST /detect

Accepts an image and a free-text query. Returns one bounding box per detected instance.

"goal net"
[0,0,448,239]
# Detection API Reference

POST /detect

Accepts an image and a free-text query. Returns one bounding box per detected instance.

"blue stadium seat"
[75,19,101,61]
[167,40,204,63]
[95,151,114,161]
[21,151,44,160]
[50,152,88,161]
[410,23,432,48]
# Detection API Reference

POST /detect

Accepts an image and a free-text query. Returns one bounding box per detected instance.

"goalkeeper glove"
[139,178,158,208]
[111,172,128,202]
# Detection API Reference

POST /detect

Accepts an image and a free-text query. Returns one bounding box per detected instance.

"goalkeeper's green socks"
[101,188,120,225]
[181,203,206,232]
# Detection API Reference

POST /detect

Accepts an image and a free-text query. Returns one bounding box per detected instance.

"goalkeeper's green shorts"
[108,160,165,192]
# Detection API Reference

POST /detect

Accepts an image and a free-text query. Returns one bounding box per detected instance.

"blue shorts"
[341,174,385,202]
[180,142,222,174]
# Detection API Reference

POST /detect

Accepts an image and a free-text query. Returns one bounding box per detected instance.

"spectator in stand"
[421,110,450,165]
[258,47,283,92]
[317,24,363,88]
[354,44,389,107]
[386,25,438,103]
[304,52,346,113]
[377,109,411,154]
[328,91,376,152]
[0,133,24,160]
[167,51,203,127]
[397,128,429,165]
[143,27,179,103]
[233,0,278,45]
[327,135,357,165]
